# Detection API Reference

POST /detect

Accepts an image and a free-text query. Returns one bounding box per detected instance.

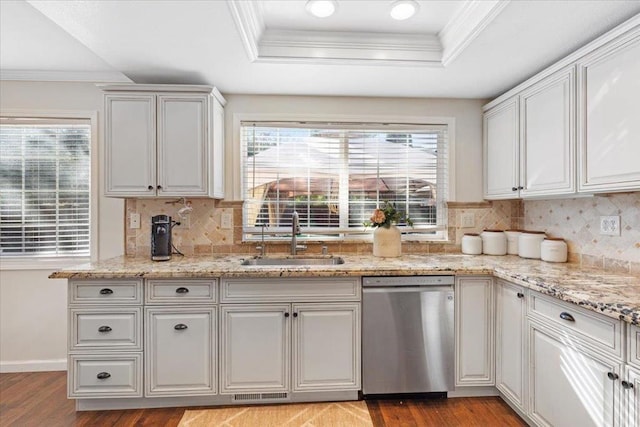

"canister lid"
[505,229,523,232]
[521,230,545,234]
[483,229,504,233]
[463,233,480,236]
[544,237,565,241]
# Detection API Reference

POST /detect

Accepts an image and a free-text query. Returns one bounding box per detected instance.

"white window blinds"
[242,122,448,240]
[0,119,91,257]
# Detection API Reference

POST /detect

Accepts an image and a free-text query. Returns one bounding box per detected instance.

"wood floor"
[0,371,527,427]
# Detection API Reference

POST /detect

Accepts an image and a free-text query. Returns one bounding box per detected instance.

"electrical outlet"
[461,213,475,228]
[130,213,140,229]
[600,215,621,236]
[221,213,232,229]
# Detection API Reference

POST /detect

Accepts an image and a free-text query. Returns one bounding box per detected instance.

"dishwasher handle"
[363,286,454,293]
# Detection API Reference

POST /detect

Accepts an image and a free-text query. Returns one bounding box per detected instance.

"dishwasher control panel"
[362,275,455,287]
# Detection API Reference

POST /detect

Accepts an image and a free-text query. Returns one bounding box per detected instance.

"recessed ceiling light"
[390,0,419,21]
[305,0,337,18]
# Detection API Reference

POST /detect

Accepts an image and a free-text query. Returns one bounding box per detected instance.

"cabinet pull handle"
[99,288,113,295]
[517,292,524,298]
[174,324,188,330]
[559,312,575,322]
[175,287,189,294]
[518,186,524,190]
[622,380,634,389]
[607,372,619,381]
[148,185,154,190]
[284,312,290,318]
[293,312,298,318]
[511,187,518,192]
[97,372,111,380]
[98,326,112,333]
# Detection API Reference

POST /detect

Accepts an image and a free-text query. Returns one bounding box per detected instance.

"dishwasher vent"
[232,392,288,402]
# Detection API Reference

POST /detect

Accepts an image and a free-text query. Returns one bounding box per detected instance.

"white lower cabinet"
[220,302,360,395]
[145,307,216,397]
[495,280,527,413]
[529,320,620,427]
[220,304,290,393]
[455,276,495,386]
[624,366,640,427]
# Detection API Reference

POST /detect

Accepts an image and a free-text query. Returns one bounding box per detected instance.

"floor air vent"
[233,392,289,402]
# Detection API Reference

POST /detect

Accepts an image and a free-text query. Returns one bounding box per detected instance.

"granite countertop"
[50,254,640,325]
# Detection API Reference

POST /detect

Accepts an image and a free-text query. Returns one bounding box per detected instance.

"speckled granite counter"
[50,254,640,325]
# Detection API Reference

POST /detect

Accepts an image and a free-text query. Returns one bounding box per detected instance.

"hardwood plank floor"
[0,372,527,426]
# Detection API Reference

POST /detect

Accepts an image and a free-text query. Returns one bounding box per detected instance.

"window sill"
[0,256,90,271]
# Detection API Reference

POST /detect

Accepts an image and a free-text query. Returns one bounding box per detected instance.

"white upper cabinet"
[483,97,520,199]
[519,67,576,197]
[101,84,226,198]
[577,28,640,193]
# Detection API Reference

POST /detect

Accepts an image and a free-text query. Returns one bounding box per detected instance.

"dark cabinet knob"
[284,312,290,318]
[517,292,525,298]
[174,324,188,330]
[518,186,524,190]
[622,380,634,389]
[99,288,113,295]
[148,185,154,190]
[97,372,111,380]
[559,312,575,322]
[607,372,619,381]
[512,187,518,192]
[175,287,189,294]
[98,326,112,333]
[157,185,162,190]
[293,312,298,318]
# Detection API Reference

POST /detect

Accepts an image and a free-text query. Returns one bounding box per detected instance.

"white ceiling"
[1,0,639,99]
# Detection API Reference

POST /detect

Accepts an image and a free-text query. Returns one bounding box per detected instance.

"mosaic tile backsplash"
[124,199,523,258]
[524,193,640,274]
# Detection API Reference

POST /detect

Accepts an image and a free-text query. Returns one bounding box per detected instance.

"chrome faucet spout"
[291,211,306,255]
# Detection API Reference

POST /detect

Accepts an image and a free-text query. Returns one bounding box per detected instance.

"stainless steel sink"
[240,257,345,266]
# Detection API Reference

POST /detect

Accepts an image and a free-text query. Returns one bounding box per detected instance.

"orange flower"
[370,209,386,225]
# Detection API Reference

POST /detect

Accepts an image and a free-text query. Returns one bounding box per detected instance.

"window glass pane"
[242,122,447,240]
[0,121,91,257]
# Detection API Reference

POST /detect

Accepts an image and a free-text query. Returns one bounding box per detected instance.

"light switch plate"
[461,213,475,228]
[130,213,140,229]
[600,215,620,236]
[221,213,232,229]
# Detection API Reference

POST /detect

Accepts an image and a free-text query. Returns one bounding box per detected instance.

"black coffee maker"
[151,215,172,261]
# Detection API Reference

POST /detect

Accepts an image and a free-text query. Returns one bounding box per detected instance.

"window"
[0,118,91,257]
[242,121,448,241]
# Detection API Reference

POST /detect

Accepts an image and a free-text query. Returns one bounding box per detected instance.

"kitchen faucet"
[291,211,307,255]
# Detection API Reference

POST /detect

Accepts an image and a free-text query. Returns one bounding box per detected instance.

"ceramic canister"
[461,233,482,255]
[481,230,507,255]
[541,237,568,263]
[504,230,522,255]
[518,231,546,259]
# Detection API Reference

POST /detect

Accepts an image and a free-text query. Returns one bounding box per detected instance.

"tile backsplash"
[524,193,640,274]
[124,199,523,258]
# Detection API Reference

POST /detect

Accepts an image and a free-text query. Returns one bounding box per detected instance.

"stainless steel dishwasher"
[362,276,455,397]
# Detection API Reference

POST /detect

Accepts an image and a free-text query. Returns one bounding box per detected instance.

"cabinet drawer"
[68,353,142,398]
[69,279,142,305]
[146,279,217,304]
[528,292,623,357]
[220,278,361,303]
[70,308,142,351]
[629,325,640,370]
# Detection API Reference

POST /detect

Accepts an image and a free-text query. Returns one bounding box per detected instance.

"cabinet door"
[578,33,640,192]
[145,307,216,397]
[624,367,640,427]
[157,95,209,196]
[495,281,527,412]
[292,303,360,391]
[220,304,290,393]
[483,97,519,199]
[455,276,494,386]
[520,67,576,197]
[529,322,620,427]
[104,94,156,197]
[210,97,225,199]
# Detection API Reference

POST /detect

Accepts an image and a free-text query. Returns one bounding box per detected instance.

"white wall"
[0,81,124,372]
[223,95,487,202]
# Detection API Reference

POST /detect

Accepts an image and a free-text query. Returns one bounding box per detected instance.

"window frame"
[234,113,456,242]
[0,110,99,270]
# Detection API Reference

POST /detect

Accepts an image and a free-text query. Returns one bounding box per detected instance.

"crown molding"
[439,0,510,67]
[228,0,505,67]
[0,70,132,83]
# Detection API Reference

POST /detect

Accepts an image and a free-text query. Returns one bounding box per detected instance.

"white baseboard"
[0,359,67,373]
[448,386,499,397]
